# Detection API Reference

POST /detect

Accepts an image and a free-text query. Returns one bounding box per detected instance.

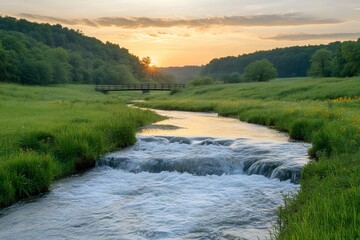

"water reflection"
[0,109,310,240]
[139,109,289,142]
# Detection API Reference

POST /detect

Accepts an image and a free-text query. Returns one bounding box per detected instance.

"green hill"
[0,16,149,85]
[201,40,359,78]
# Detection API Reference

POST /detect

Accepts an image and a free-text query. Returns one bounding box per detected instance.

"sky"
[1,0,360,66]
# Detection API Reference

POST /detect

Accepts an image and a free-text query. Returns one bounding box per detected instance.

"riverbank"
[136,77,360,239]
[0,107,309,240]
[0,84,162,208]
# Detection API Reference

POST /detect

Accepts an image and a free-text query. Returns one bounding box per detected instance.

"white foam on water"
[0,109,310,239]
[0,167,300,240]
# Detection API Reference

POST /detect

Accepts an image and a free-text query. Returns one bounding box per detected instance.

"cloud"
[20,13,99,27]
[264,32,360,41]
[151,32,191,38]
[19,13,342,29]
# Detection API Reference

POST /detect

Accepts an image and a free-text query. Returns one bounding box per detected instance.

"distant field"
[146,77,360,101]
[138,77,360,239]
[0,84,162,207]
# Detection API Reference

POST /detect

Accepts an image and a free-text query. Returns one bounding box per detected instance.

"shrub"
[188,77,214,86]
[221,72,245,83]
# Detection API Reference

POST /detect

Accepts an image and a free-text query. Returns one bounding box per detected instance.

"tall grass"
[145,77,360,102]
[0,83,162,207]
[4,152,55,199]
[137,77,360,239]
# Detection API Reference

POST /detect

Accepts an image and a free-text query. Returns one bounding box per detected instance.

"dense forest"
[200,40,359,78]
[1,17,358,85]
[0,16,169,85]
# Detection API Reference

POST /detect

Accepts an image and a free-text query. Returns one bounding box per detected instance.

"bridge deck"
[94,83,185,93]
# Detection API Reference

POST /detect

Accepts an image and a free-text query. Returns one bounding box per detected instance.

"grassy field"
[0,84,162,207]
[137,77,360,239]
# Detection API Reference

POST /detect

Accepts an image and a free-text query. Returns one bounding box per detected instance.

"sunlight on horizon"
[0,0,359,66]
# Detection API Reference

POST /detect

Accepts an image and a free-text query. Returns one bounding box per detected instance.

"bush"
[188,77,214,86]
[170,89,182,95]
[221,72,245,83]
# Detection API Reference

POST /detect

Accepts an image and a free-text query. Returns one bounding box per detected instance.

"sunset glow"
[1,0,359,66]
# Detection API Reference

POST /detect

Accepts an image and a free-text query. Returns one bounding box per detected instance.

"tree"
[199,44,340,78]
[0,43,8,80]
[48,48,72,83]
[308,48,334,77]
[117,65,137,84]
[141,56,152,67]
[338,40,360,77]
[244,59,277,82]
[0,16,148,85]
[20,60,53,85]
[140,56,174,83]
[69,53,85,82]
[221,72,244,83]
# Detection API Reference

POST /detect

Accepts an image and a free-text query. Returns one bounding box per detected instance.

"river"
[0,109,310,240]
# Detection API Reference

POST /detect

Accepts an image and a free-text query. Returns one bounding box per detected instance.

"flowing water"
[0,110,310,240]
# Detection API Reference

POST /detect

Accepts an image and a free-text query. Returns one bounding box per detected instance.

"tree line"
[188,59,277,86]
[308,40,360,77]
[0,16,171,85]
[200,40,359,80]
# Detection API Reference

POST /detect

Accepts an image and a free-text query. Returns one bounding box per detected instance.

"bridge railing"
[94,83,186,92]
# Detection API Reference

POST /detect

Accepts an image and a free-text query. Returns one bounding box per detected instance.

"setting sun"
[3,0,359,67]
[148,57,158,67]
[0,1,359,239]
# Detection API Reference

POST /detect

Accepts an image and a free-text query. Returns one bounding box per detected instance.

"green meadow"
[137,77,360,239]
[1,77,359,239]
[0,84,162,207]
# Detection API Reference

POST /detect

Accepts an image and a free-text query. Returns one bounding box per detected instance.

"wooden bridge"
[94,83,186,94]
